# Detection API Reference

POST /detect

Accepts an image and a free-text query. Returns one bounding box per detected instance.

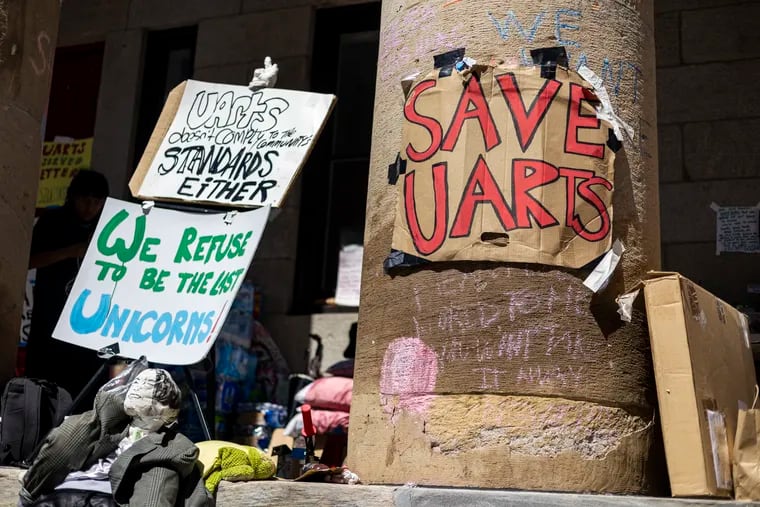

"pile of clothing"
[19,363,213,507]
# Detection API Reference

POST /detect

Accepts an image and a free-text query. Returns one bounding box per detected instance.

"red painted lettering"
[565,83,604,159]
[441,76,501,153]
[511,159,560,228]
[404,164,449,255]
[450,156,516,237]
[559,167,612,242]
[404,80,443,162]
[496,73,562,152]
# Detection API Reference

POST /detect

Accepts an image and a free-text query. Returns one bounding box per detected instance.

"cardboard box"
[619,273,757,497]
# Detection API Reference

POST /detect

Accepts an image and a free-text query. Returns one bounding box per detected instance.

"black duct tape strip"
[530,47,568,80]
[434,48,465,78]
[434,48,465,69]
[383,249,429,272]
[607,129,622,153]
[387,153,407,185]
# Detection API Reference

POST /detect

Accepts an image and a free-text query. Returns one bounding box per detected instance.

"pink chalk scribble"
[380,337,438,416]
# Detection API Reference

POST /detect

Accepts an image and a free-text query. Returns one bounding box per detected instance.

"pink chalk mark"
[380,337,438,415]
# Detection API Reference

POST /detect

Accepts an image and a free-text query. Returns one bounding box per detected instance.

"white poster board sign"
[129,80,336,208]
[334,245,363,307]
[53,198,269,365]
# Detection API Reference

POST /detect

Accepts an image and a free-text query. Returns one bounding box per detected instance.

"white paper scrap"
[334,245,364,307]
[584,239,625,293]
[577,65,635,142]
[616,289,640,323]
[740,313,751,349]
[706,409,732,491]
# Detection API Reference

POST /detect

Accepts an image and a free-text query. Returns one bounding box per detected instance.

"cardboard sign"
[392,66,617,268]
[129,80,336,208]
[37,138,93,208]
[52,198,269,365]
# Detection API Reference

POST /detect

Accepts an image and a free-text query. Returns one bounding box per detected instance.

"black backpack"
[0,378,72,466]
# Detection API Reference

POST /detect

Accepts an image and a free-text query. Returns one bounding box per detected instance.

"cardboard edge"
[128,80,188,199]
[641,276,712,497]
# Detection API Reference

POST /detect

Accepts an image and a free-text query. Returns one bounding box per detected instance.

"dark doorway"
[293,2,381,313]
[44,43,105,141]
[133,26,197,169]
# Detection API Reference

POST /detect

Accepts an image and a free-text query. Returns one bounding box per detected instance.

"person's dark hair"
[65,170,109,205]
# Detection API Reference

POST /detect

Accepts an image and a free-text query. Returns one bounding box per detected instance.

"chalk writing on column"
[29,31,52,76]
[487,8,641,103]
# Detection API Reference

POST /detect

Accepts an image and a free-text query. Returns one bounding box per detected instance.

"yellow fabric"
[198,441,275,493]
[196,441,249,474]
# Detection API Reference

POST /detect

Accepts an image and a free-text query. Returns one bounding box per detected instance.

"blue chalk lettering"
[488,10,545,43]
[555,8,581,48]
[70,289,110,335]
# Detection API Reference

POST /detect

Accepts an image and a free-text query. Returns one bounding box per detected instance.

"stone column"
[0,0,60,387]
[348,0,660,493]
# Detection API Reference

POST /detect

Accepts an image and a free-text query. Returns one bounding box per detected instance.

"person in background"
[25,171,109,399]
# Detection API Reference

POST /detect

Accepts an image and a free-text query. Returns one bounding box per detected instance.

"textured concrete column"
[0,0,60,387]
[349,0,660,493]
[92,30,145,199]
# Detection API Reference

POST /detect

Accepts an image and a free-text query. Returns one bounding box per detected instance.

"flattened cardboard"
[129,80,335,208]
[637,273,757,497]
[392,65,617,268]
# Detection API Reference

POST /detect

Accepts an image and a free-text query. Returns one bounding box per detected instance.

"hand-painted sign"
[37,138,93,208]
[129,80,336,208]
[53,198,269,365]
[391,65,618,268]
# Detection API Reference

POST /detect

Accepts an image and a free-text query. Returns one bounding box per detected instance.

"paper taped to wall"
[711,202,760,255]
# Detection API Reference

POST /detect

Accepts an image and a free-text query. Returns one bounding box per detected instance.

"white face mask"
[123,369,181,431]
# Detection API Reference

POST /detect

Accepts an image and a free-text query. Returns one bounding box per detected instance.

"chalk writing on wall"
[380,337,438,416]
[487,7,641,103]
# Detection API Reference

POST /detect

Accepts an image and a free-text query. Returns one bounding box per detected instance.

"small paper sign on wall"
[129,80,336,208]
[711,202,760,255]
[334,245,363,307]
[53,198,269,365]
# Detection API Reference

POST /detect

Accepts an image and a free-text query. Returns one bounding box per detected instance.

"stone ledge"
[217,481,760,507]
[6,466,759,506]
[0,467,22,507]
